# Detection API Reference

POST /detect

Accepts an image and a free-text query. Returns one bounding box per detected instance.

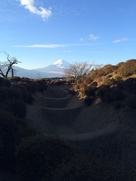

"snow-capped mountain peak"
[53,59,71,68]
[53,59,63,66]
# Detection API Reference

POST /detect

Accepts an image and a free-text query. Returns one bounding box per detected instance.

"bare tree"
[0,52,20,79]
[64,62,93,79]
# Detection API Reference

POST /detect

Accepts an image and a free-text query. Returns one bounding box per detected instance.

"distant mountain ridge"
[13,59,71,79]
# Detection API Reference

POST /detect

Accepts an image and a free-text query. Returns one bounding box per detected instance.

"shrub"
[84,77,93,85]
[0,111,19,169]
[89,69,98,79]
[5,79,11,86]
[0,77,5,86]
[96,85,110,102]
[5,99,27,118]
[84,97,93,106]
[9,76,21,82]
[97,68,105,76]
[102,64,117,75]
[115,75,122,81]
[12,83,33,103]
[16,136,76,181]
[0,87,7,101]
[88,81,98,89]
[118,59,136,77]
[117,62,124,68]
[54,154,129,181]
[5,87,22,100]
[85,88,96,97]
[103,77,116,86]
[74,84,80,91]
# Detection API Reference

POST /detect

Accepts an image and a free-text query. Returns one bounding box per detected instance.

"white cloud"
[13,43,95,48]
[19,0,52,20]
[113,38,128,43]
[79,38,84,42]
[16,44,65,48]
[89,34,99,40]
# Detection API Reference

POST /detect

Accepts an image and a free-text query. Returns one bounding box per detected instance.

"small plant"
[84,77,93,85]
[103,77,116,86]
[115,76,122,81]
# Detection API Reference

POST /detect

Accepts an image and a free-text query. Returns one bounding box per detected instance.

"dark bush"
[5,99,27,118]
[0,87,7,101]
[5,79,11,86]
[5,87,22,100]
[96,85,111,102]
[11,83,33,103]
[0,111,19,169]
[0,77,5,86]
[85,88,95,97]
[84,97,93,106]
[54,154,129,181]
[16,135,77,181]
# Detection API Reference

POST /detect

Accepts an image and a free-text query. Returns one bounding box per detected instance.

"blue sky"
[0,0,136,69]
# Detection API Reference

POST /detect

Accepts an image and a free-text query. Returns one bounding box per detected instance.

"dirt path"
[26,84,120,140]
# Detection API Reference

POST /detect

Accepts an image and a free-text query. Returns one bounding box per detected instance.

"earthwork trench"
[26,84,118,141]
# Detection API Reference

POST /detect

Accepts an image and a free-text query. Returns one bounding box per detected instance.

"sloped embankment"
[26,84,121,140]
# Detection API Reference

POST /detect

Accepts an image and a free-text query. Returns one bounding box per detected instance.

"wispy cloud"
[15,44,65,48]
[79,38,84,42]
[13,43,95,48]
[113,38,128,43]
[88,34,99,40]
[19,0,52,20]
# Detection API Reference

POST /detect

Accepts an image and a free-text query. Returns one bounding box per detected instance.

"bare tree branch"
[64,62,93,79]
[0,52,21,78]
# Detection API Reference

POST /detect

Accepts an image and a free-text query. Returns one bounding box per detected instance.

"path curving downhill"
[26,84,120,141]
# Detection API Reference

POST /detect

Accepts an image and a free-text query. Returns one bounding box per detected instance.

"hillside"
[25,80,136,180]
[0,59,136,180]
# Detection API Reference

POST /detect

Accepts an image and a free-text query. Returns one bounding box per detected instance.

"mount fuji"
[13,59,72,79]
[36,59,71,74]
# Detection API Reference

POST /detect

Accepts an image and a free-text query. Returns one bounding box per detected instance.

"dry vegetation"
[72,59,136,107]
[0,59,136,181]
